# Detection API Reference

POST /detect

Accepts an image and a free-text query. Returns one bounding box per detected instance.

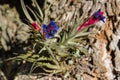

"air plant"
[9,0,105,74]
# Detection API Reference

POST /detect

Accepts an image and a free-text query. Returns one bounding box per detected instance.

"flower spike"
[77,9,105,31]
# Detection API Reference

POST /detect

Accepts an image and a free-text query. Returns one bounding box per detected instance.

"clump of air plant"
[11,0,105,74]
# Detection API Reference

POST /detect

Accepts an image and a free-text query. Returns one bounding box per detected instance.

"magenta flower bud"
[31,22,41,31]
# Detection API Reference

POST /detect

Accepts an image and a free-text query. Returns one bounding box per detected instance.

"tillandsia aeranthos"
[15,0,106,74]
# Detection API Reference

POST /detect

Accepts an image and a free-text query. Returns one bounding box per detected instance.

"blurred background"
[0,0,31,80]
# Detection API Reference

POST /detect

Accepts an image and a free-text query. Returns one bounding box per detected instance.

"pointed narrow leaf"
[26,6,40,24]
[20,0,33,22]
[33,0,44,19]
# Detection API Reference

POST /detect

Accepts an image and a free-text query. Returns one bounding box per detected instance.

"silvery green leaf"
[21,0,33,22]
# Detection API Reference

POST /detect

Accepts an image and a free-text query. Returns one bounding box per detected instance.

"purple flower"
[42,21,59,39]
[93,9,105,22]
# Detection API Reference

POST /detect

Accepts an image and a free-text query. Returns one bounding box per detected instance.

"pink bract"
[32,22,41,31]
[77,9,105,31]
